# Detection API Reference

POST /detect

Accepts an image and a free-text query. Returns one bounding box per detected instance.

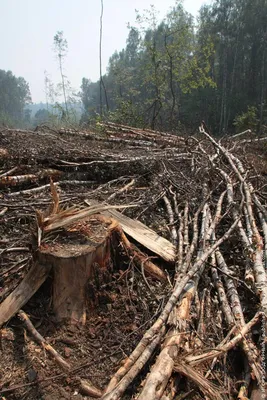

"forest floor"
[0,124,267,400]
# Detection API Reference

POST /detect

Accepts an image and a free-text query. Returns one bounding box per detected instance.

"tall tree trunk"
[99,0,109,116]
[219,46,227,135]
[258,37,266,134]
[164,34,176,130]
[59,55,68,117]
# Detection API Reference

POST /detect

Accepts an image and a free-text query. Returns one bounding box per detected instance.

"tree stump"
[37,215,117,325]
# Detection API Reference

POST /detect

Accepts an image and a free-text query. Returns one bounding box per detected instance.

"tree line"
[81,0,267,134]
[1,0,266,134]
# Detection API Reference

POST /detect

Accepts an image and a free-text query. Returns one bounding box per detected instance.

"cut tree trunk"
[37,215,117,324]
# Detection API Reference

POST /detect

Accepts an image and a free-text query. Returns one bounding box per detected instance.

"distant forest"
[1,0,267,134]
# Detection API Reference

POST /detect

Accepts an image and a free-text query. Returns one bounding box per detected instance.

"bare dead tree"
[99,0,109,117]
[54,31,69,117]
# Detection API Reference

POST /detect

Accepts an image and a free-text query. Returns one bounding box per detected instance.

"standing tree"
[53,31,69,118]
[99,0,109,116]
[34,108,51,126]
[0,69,31,126]
[44,70,50,113]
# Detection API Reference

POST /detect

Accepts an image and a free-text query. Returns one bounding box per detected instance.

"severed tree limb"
[196,288,208,343]
[253,193,267,222]
[176,208,184,271]
[114,225,167,282]
[172,192,183,271]
[178,198,208,275]
[0,170,62,187]
[106,178,135,201]
[183,201,189,257]
[80,379,102,398]
[237,354,252,399]
[18,310,70,371]
[184,311,262,366]
[101,327,166,400]
[173,361,224,400]
[163,194,178,245]
[136,282,195,400]
[215,249,245,326]
[0,166,18,178]
[0,207,8,216]
[215,246,263,382]
[0,262,51,327]
[257,206,267,272]
[204,325,237,379]
[218,168,254,284]
[230,129,252,139]
[8,180,95,197]
[210,253,235,327]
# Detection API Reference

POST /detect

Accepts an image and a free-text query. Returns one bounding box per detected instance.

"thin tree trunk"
[99,0,103,116]
[99,0,109,115]
[59,55,68,117]
[258,42,266,134]
[164,34,176,129]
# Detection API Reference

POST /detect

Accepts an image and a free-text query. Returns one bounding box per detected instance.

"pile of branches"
[0,122,266,399]
[95,124,267,400]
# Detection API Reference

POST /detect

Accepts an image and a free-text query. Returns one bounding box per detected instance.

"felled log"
[0,174,38,187]
[0,169,63,187]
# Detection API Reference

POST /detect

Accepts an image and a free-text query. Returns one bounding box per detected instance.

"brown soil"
[0,126,267,399]
[0,126,172,399]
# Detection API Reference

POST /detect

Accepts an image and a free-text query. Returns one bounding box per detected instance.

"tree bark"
[38,215,115,324]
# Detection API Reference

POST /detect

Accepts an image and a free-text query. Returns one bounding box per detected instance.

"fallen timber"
[0,122,267,399]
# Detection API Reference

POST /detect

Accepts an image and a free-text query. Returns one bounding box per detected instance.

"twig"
[18,310,70,371]
[8,180,95,197]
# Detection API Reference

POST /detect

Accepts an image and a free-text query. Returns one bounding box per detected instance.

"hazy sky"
[1,0,209,103]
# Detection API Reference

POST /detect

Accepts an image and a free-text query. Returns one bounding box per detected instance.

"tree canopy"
[80,0,267,134]
[0,69,31,126]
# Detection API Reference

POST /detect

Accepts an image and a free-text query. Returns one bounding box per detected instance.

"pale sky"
[1,0,209,103]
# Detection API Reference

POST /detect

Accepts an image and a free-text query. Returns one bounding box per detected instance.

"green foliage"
[0,70,31,127]
[80,0,267,134]
[53,31,69,116]
[0,111,15,127]
[34,108,51,125]
[108,100,145,127]
[233,106,259,132]
[53,31,68,59]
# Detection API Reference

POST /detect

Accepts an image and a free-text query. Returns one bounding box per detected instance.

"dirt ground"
[0,126,267,399]
[0,126,175,399]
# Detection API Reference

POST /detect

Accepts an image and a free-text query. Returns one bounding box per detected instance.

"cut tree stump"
[37,215,117,325]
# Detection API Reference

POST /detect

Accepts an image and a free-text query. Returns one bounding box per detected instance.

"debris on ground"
[0,122,267,399]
